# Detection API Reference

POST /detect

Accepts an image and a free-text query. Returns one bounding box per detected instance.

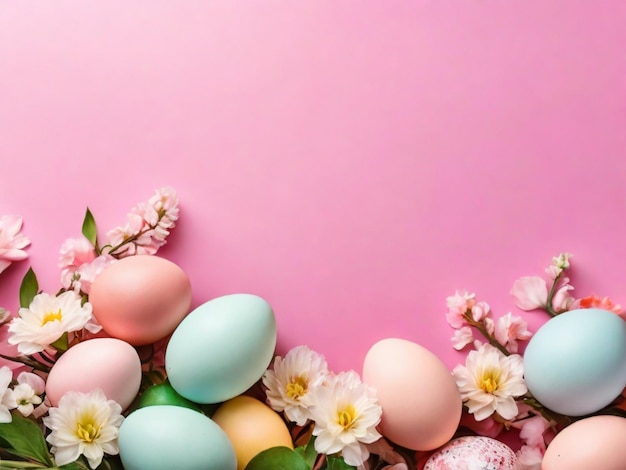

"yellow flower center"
[76,420,101,443]
[479,367,501,393]
[337,404,357,430]
[286,375,308,400]
[42,309,63,326]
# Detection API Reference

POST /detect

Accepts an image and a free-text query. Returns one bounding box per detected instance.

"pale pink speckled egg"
[424,436,517,470]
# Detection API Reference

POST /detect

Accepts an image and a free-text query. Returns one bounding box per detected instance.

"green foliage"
[245,446,311,470]
[81,208,98,250]
[19,268,39,309]
[325,456,356,470]
[0,413,54,467]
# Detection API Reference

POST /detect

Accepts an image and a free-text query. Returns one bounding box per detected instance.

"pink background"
[2,1,626,374]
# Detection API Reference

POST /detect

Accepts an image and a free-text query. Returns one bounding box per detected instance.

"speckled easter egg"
[424,436,517,470]
[89,255,192,346]
[362,338,462,450]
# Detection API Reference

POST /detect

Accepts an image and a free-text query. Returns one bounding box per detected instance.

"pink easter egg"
[45,338,142,409]
[89,255,192,346]
[542,415,626,470]
[362,338,462,450]
[424,436,516,469]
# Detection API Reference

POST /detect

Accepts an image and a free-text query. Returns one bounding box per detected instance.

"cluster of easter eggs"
[42,254,626,469]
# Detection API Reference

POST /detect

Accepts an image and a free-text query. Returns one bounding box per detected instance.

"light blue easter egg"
[165,293,276,404]
[118,405,236,470]
[523,308,626,416]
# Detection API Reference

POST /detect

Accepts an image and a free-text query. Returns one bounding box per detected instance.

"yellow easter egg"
[212,395,293,470]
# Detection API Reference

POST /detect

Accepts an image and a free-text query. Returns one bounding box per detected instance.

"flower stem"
[463,312,510,356]
[0,353,51,373]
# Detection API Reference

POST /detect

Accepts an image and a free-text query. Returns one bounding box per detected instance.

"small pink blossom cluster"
[446,291,532,354]
[59,187,179,295]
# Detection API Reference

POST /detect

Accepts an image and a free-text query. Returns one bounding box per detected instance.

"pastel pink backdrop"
[2,1,626,375]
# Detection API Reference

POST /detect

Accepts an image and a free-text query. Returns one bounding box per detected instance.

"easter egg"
[119,405,237,470]
[542,415,626,469]
[212,395,293,470]
[89,255,192,345]
[45,338,141,409]
[137,380,201,412]
[362,338,462,450]
[523,308,626,416]
[165,293,276,404]
[424,436,516,469]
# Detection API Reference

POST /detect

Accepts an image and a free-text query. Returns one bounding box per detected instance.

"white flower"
[309,371,382,467]
[5,372,45,417]
[552,253,572,270]
[0,366,15,423]
[8,291,95,355]
[453,343,527,421]
[43,389,124,469]
[262,345,329,425]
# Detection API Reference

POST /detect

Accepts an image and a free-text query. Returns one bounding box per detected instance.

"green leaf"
[19,268,39,309]
[81,208,98,249]
[326,456,357,470]
[245,446,311,470]
[50,332,69,353]
[0,412,54,466]
[294,436,317,467]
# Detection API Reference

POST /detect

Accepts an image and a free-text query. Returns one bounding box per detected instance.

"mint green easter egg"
[118,405,236,470]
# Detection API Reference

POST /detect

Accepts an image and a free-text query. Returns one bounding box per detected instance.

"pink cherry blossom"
[510,276,548,311]
[0,215,30,274]
[451,326,474,350]
[494,312,533,353]
[446,290,475,328]
[515,445,543,470]
[550,277,575,312]
[470,300,491,322]
[58,236,96,270]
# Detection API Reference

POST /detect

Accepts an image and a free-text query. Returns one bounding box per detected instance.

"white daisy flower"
[262,345,329,425]
[43,389,124,469]
[8,291,95,355]
[309,371,382,467]
[452,343,527,421]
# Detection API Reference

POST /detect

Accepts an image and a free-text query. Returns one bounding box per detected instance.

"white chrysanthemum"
[43,389,124,469]
[0,366,15,423]
[453,343,527,421]
[309,371,382,467]
[8,291,95,355]
[262,345,329,425]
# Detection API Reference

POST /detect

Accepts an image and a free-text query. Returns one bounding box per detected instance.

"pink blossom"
[451,326,474,350]
[106,188,179,258]
[459,411,504,438]
[494,313,533,353]
[510,277,548,311]
[446,290,475,328]
[550,277,575,312]
[470,300,491,322]
[58,236,96,270]
[16,371,46,395]
[512,415,550,450]
[0,215,30,274]
[515,445,543,470]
